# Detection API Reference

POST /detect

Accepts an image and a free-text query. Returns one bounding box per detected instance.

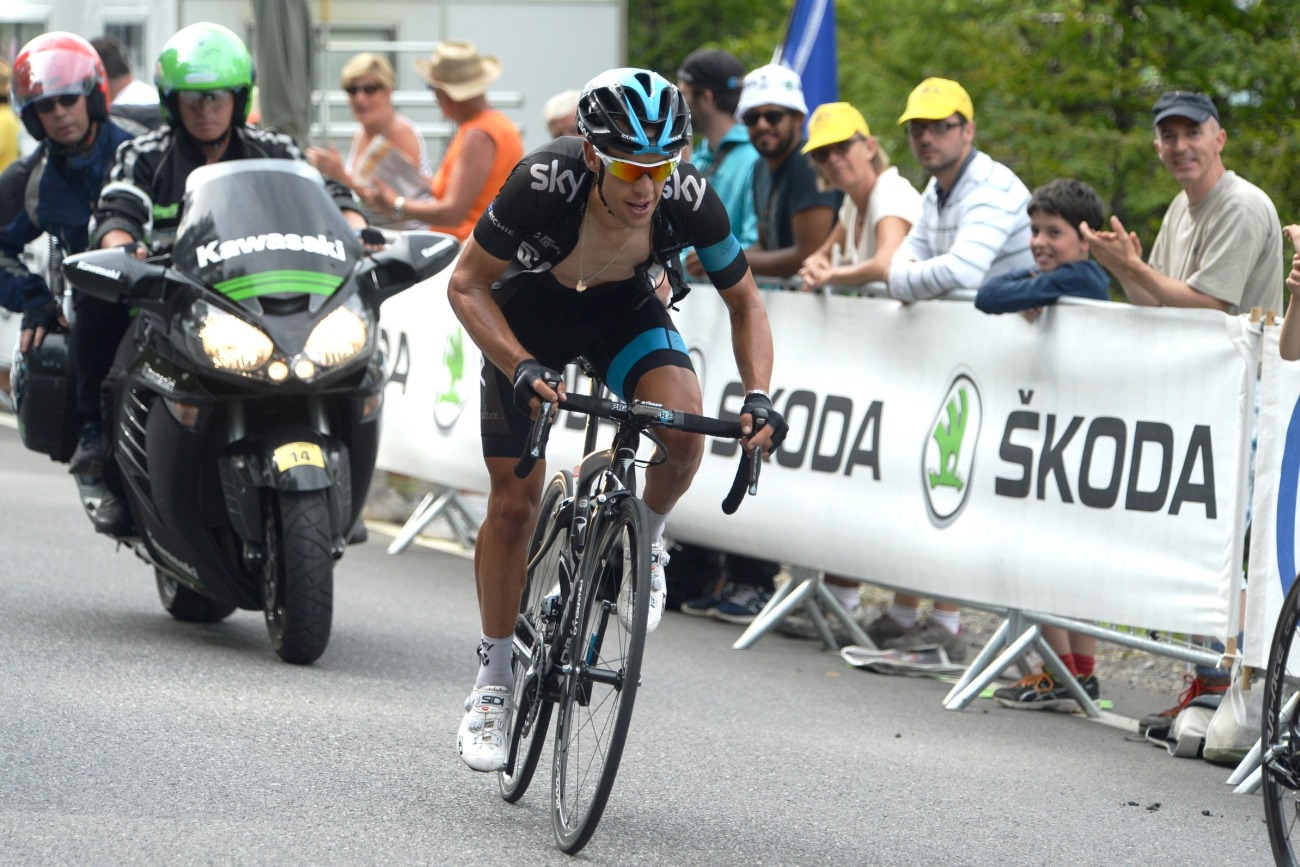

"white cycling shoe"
[617,543,668,633]
[458,684,511,772]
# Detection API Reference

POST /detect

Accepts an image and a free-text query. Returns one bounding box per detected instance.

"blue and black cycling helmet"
[577,68,691,157]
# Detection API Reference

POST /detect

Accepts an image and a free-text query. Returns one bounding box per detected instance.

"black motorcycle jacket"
[90,123,361,253]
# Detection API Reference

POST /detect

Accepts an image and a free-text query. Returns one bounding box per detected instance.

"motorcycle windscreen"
[171,159,363,308]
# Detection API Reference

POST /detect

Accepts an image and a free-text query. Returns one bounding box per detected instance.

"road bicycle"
[496,372,760,854]
[1264,576,1300,864]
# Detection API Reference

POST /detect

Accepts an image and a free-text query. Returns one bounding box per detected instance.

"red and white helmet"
[11,32,110,140]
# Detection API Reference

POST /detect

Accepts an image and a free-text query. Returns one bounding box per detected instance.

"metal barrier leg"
[1233,689,1300,793]
[385,486,482,555]
[945,623,1040,711]
[733,569,818,650]
[943,613,1017,705]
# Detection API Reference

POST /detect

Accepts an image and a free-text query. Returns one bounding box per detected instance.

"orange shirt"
[429,108,524,241]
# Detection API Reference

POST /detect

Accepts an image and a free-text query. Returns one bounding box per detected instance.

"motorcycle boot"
[91,489,133,537]
[69,420,105,476]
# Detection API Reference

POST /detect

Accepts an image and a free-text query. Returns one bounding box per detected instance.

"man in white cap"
[542,88,580,138]
[736,63,841,280]
[364,39,523,241]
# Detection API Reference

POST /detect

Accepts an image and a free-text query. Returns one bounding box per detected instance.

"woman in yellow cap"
[797,102,921,294]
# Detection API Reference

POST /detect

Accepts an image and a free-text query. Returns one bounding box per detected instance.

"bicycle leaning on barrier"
[1264,575,1300,864]
[495,368,764,854]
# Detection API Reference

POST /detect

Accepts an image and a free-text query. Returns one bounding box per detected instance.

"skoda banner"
[376,267,1257,642]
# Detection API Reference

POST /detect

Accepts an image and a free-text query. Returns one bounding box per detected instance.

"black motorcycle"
[43,159,457,664]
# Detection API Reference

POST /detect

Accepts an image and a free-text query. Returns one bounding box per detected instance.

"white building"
[1,0,625,156]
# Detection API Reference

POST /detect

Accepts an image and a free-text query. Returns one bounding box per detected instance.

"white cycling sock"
[929,607,961,634]
[828,582,861,612]
[646,507,668,548]
[474,633,514,688]
[889,602,922,628]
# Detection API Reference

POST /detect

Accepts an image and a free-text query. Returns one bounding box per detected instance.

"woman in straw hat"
[362,39,522,241]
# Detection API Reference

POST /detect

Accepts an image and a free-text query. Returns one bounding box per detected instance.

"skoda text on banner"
[375,265,1254,642]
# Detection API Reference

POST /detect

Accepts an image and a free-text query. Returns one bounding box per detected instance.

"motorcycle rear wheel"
[155,569,236,623]
[262,491,334,665]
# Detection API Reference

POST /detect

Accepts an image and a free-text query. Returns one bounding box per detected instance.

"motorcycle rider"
[0,33,149,414]
[87,22,369,535]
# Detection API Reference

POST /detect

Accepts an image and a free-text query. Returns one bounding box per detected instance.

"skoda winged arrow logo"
[433,326,467,432]
[923,370,982,528]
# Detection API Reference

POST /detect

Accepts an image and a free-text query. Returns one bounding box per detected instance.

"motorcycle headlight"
[304,305,369,368]
[193,304,274,372]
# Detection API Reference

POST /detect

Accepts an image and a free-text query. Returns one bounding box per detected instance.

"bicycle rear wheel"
[499,470,571,803]
[551,495,649,854]
[1264,575,1300,865]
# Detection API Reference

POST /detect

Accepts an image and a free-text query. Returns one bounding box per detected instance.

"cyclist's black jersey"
[473,136,749,293]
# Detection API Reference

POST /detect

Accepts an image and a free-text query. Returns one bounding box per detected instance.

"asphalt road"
[0,417,1274,866]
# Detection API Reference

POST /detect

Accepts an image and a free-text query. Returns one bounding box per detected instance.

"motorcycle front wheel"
[262,490,334,665]
[155,568,236,623]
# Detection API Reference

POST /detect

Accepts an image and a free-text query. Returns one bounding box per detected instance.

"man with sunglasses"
[869,77,1033,662]
[0,33,147,432]
[447,67,786,772]
[82,22,366,534]
[737,64,841,282]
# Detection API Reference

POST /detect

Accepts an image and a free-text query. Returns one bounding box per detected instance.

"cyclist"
[447,68,786,771]
[85,22,368,534]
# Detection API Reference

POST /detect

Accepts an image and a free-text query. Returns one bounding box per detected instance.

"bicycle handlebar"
[513,391,762,512]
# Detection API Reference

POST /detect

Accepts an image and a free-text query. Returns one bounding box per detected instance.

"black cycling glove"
[512,359,562,414]
[21,299,63,334]
[741,390,787,449]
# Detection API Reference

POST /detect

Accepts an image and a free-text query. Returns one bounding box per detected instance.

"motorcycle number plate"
[273,442,326,472]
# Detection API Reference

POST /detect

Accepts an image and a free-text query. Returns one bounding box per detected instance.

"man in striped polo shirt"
[871,77,1034,661]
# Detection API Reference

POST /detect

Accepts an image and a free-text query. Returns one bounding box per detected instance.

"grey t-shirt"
[1148,170,1283,316]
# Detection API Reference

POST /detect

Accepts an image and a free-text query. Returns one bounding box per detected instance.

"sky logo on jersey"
[195,233,346,268]
[662,173,707,212]
[923,370,982,528]
[529,159,581,202]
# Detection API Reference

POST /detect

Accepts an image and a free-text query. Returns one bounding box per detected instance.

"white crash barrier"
[376,262,1258,646]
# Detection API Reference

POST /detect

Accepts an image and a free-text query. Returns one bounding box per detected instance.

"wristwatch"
[392,196,406,220]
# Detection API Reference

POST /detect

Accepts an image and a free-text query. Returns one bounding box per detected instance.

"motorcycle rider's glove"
[741,390,788,450]
[21,299,63,335]
[512,359,563,415]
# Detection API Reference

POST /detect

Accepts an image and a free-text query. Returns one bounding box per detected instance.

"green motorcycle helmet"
[155,22,255,126]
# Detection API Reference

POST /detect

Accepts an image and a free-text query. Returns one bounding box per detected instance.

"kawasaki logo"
[923,371,982,528]
[195,233,346,268]
[76,260,123,281]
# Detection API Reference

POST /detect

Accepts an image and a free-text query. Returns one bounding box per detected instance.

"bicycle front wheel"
[499,470,572,803]
[1264,574,1300,865]
[551,495,649,854]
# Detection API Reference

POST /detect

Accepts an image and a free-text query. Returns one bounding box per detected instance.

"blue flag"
[778,0,838,116]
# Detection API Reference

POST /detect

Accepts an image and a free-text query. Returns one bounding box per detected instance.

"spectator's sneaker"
[864,612,910,648]
[458,685,511,772]
[681,583,728,618]
[995,671,1067,709]
[777,603,877,646]
[69,420,104,477]
[706,584,773,625]
[881,620,969,663]
[1138,673,1230,737]
[617,543,668,633]
[1057,674,1102,712]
